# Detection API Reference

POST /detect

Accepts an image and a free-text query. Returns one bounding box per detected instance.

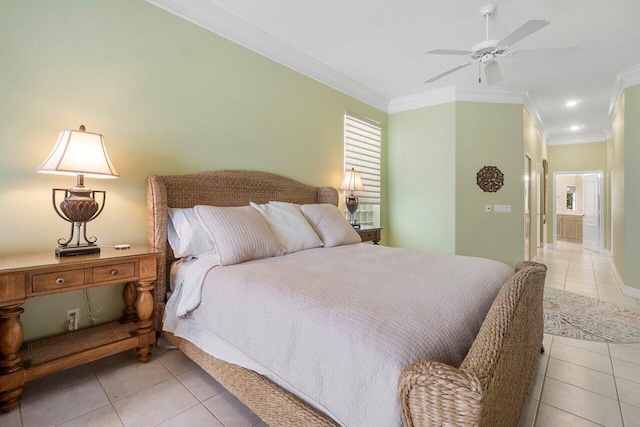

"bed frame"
[147,170,546,427]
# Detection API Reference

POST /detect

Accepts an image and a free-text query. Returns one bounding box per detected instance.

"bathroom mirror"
[566,186,576,211]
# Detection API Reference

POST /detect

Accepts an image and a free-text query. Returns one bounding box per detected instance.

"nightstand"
[0,245,160,412]
[356,226,383,245]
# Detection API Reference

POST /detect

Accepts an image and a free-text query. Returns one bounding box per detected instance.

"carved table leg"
[135,280,155,363]
[0,305,25,412]
[120,282,138,323]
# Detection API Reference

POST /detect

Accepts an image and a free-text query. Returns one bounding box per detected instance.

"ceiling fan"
[424,5,577,85]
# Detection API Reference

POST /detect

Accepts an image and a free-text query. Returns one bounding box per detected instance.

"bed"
[146,170,546,427]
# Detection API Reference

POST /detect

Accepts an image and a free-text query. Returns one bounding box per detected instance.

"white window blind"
[344,112,382,205]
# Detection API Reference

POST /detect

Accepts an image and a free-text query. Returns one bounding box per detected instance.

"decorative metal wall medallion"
[477,166,504,192]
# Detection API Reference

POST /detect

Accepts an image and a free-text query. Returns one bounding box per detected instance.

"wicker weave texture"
[165,332,338,427]
[398,262,546,427]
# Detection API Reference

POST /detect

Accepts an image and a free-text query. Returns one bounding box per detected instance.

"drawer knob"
[56,277,65,285]
[111,269,119,276]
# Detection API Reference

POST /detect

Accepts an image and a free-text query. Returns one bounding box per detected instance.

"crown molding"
[609,63,640,117]
[387,86,456,113]
[546,132,608,146]
[388,86,524,114]
[523,92,549,142]
[146,0,390,112]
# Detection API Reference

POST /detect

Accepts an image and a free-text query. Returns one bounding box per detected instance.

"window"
[344,112,382,227]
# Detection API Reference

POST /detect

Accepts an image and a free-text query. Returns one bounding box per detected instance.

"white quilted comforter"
[164,243,513,427]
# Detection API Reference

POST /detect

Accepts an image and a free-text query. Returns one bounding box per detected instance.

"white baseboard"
[604,249,612,257]
[611,262,640,298]
[623,285,640,299]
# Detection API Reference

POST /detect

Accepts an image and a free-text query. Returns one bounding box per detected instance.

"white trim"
[546,133,608,146]
[388,85,524,114]
[605,249,612,257]
[623,285,640,299]
[388,86,456,113]
[523,92,548,142]
[146,0,390,112]
[609,64,640,118]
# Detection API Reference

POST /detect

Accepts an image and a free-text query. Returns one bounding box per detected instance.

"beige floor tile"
[609,344,640,364]
[534,402,601,427]
[518,398,538,427]
[621,403,640,427]
[616,377,640,408]
[622,343,640,350]
[22,364,95,401]
[113,377,199,427]
[540,378,622,426]
[545,281,565,290]
[612,358,640,384]
[550,342,613,374]
[57,404,123,427]
[177,366,227,402]
[157,404,224,427]
[552,336,610,356]
[527,373,544,401]
[536,352,550,375]
[96,357,172,402]
[157,348,199,375]
[0,407,21,427]
[20,378,109,427]
[89,349,139,375]
[203,391,261,427]
[545,358,617,399]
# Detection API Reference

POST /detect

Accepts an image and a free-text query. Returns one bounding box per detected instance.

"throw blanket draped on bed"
[164,244,513,427]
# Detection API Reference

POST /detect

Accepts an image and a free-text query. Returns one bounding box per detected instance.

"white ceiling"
[149,0,640,144]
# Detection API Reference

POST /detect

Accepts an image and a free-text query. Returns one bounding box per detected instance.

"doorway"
[552,171,604,252]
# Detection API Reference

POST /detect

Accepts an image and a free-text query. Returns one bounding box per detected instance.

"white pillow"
[250,201,323,254]
[167,208,217,258]
[300,204,362,248]
[194,205,283,266]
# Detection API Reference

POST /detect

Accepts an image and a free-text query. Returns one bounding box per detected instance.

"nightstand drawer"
[93,262,136,283]
[32,269,86,292]
[358,230,378,241]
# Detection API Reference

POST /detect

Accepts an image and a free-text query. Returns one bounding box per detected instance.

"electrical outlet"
[66,308,79,331]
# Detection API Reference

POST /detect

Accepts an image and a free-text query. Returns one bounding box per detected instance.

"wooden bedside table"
[0,245,161,412]
[356,226,383,245]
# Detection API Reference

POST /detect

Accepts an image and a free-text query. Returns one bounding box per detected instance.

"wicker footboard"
[399,262,546,427]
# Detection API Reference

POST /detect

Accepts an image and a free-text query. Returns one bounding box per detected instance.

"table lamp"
[339,167,364,228]
[37,125,119,256]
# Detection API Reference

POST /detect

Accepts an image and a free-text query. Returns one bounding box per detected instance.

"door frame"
[551,170,604,252]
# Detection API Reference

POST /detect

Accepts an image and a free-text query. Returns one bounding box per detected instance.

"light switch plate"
[485,204,491,213]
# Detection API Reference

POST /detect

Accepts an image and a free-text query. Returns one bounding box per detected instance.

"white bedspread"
[164,244,513,427]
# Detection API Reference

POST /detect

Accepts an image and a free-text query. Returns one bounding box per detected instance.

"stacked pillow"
[167,202,363,266]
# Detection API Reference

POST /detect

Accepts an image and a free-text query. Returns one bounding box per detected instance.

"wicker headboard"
[146,170,339,330]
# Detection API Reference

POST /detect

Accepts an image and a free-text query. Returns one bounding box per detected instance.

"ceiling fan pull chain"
[478,61,482,83]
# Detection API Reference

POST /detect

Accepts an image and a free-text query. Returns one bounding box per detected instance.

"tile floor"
[519,240,640,427]
[1,240,639,426]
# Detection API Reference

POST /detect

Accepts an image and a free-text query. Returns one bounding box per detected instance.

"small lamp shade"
[37,127,119,179]
[339,168,364,194]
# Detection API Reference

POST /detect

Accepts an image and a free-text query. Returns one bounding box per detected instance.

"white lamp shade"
[37,128,119,179]
[339,168,364,192]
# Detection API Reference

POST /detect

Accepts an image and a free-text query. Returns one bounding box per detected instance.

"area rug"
[543,288,640,343]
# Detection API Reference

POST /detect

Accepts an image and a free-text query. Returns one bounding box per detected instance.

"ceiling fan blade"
[507,46,578,58]
[425,49,473,56]
[425,61,475,83]
[484,62,503,86]
[498,19,550,48]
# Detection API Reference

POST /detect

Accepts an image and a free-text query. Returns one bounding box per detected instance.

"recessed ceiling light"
[565,99,582,107]
[570,125,582,131]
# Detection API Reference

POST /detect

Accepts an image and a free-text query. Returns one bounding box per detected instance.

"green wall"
[455,103,525,267]
[387,103,456,253]
[0,0,387,340]
[623,85,640,290]
[523,109,549,260]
